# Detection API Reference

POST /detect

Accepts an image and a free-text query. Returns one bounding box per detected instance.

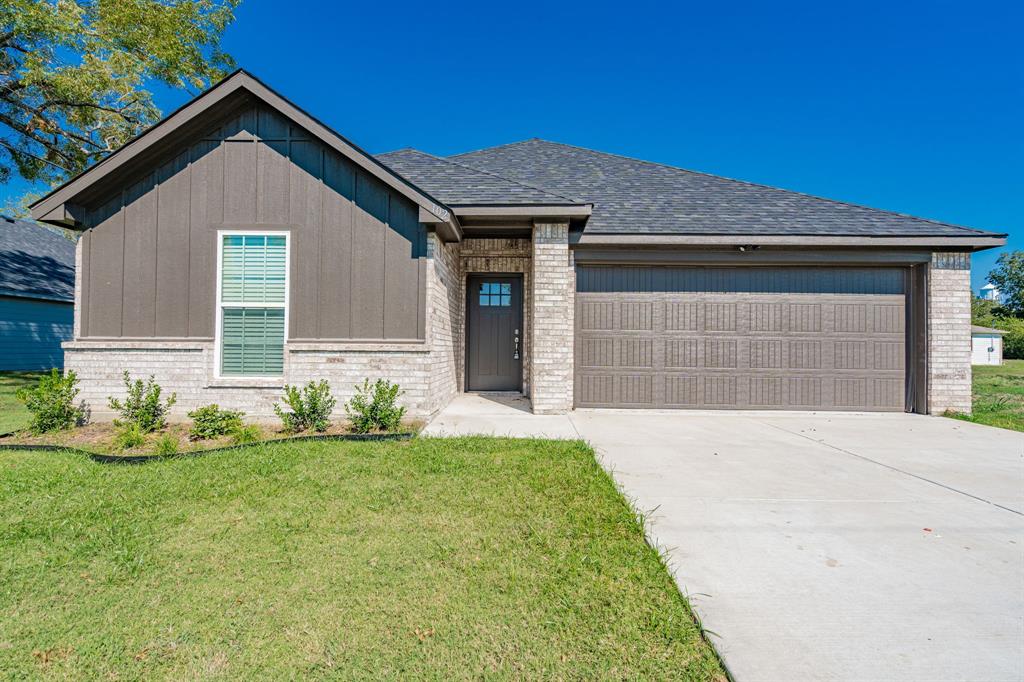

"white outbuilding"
[971,325,1007,366]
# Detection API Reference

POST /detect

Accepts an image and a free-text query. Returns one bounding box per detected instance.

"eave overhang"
[570,232,1007,252]
[452,204,592,218]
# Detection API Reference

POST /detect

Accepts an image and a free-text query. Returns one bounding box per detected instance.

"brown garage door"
[574,266,907,411]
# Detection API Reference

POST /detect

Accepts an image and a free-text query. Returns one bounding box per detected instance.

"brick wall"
[426,233,462,413]
[928,252,972,414]
[530,223,574,414]
[64,341,436,422]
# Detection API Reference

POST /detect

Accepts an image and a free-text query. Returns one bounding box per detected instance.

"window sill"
[287,341,430,353]
[207,378,284,390]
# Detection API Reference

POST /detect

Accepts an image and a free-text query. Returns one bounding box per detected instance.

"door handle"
[514,329,520,360]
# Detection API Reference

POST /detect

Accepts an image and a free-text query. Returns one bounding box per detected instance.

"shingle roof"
[376,148,580,206]
[0,216,75,302]
[449,139,1001,238]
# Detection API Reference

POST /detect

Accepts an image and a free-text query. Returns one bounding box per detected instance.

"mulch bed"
[0,422,415,464]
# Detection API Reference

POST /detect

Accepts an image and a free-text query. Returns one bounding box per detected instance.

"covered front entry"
[574,265,911,411]
[466,274,524,391]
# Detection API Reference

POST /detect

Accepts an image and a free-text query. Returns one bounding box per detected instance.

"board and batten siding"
[78,103,428,341]
[0,296,73,370]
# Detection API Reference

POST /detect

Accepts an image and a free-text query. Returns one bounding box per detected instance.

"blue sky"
[9,0,1021,291]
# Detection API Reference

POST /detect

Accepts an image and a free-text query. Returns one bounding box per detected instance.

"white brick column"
[530,222,574,414]
[928,252,972,414]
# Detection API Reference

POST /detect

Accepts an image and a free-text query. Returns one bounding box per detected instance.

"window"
[217,233,288,376]
[479,282,511,307]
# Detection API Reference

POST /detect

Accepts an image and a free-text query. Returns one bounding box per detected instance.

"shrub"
[188,404,244,440]
[344,378,406,434]
[273,380,336,433]
[107,371,177,433]
[113,423,146,451]
[993,316,1024,359]
[230,424,262,445]
[153,433,179,456]
[15,368,85,434]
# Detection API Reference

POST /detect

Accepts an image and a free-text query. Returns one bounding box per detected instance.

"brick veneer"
[426,233,462,413]
[928,252,972,414]
[530,222,574,414]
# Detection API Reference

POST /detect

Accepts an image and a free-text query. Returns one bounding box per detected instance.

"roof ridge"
[464,138,1001,237]
[394,147,584,204]
[448,137,542,160]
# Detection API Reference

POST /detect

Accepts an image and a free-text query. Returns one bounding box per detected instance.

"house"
[29,70,1006,419]
[0,216,75,370]
[979,283,1001,302]
[971,325,1006,366]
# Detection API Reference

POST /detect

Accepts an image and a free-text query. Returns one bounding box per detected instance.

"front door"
[466,275,523,391]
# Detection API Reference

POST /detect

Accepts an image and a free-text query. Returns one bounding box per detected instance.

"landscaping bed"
[0,421,417,459]
[3,370,417,457]
[0,437,725,679]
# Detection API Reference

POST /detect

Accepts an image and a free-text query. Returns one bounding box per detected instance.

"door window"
[479,282,511,307]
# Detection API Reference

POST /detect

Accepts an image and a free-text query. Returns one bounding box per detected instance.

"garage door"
[574,266,907,411]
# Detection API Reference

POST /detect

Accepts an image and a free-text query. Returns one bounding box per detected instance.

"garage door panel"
[666,375,700,405]
[874,342,905,370]
[575,266,907,411]
[666,301,700,330]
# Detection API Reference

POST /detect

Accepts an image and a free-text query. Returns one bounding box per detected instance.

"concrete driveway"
[426,397,1024,681]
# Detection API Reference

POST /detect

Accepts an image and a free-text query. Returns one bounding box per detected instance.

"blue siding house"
[0,216,75,370]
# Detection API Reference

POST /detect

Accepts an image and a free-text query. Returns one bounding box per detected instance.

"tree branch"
[0,138,72,172]
[0,111,78,164]
[41,98,143,125]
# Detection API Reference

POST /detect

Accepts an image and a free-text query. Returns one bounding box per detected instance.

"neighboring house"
[0,216,75,370]
[29,70,1006,419]
[979,283,1001,302]
[971,325,1006,366]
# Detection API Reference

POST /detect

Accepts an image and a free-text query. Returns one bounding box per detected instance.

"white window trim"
[214,229,291,379]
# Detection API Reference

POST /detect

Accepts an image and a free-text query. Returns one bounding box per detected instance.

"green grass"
[0,371,45,433]
[0,438,724,680]
[949,359,1024,432]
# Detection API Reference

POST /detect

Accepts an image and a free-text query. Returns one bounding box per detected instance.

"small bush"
[344,378,406,434]
[273,380,336,433]
[15,368,85,434]
[188,404,244,440]
[153,433,179,456]
[113,423,146,451]
[230,424,262,445]
[107,371,177,433]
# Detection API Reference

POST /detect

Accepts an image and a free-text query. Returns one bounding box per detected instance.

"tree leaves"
[988,251,1024,317]
[0,0,239,191]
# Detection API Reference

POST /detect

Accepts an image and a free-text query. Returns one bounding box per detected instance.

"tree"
[971,296,1000,327]
[988,251,1024,317]
[0,0,239,191]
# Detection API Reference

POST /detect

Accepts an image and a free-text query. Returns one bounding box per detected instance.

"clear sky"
[8,0,1021,291]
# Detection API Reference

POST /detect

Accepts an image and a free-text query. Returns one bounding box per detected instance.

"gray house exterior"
[30,71,1005,419]
[0,217,75,370]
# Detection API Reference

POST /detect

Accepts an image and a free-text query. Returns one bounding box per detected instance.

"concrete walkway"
[423,393,581,439]
[425,396,1024,681]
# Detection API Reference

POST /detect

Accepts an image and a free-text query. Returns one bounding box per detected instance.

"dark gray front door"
[467,275,523,391]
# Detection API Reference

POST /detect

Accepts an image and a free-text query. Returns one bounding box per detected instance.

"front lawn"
[0,371,45,433]
[0,438,724,680]
[949,359,1024,432]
